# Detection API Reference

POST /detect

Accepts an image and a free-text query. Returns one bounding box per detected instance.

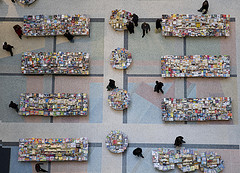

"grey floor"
[0,0,240,173]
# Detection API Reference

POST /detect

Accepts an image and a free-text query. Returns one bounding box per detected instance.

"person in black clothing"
[156,19,162,30]
[141,22,150,38]
[3,42,14,56]
[154,81,164,94]
[131,13,139,27]
[13,24,23,39]
[174,136,186,147]
[35,163,48,172]
[64,30,74,43]
[106,79,117,91]
[133,148,144,158]
[198,0,209,14]
[126,21,134,34]
[9,101,19,112]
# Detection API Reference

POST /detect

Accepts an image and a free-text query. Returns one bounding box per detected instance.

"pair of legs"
[142,29,149,38]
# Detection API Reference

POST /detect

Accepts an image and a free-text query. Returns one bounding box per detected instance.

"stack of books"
[176,148,200,172]
[161,55,230,77]
[23,14,90,36]
[108,89,131,110]
[109,9,132,31]
[162,14,230,37]
[19,93,88,116]
[17,0,36,5]
[152,148,224,173]
[105,130,128,153]
[21,52,90,75]
[110,48,132,69]
[200,152,224,173]
[18,138,88,161]
[162,97,232,121]
[152,148,175,171]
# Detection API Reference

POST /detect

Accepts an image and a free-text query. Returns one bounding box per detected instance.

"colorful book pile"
[162,14,230,37]
[23,14,90,36]
[18,138,88,161]
[19,93,88,116]
[21,52,90,75]
[152,148,224,173]
[17,0,36,5]
[162,97,232,121]
[108,89,130,110]
[110,48,132,69]
[200,152,224,173]
[109,9,132,31]
[105,130,128,153]
[161,55,230,77]
[152,148,176,171]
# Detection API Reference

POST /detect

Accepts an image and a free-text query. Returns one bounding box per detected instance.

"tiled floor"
[0,0,240,173]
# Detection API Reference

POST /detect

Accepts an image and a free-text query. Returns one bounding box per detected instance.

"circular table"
[109,9,132,31]
[17,0,36,5]
[108,89,130,110]
[110,48,132,69]
[105,130,128,153]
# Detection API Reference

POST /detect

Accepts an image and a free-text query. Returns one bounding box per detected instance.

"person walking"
[64,30,74,43]
[133,148,144,158]
[13,24,23,39]
[9,101,19,112]
[3,42,14,56]
[174,136,186,147]
[141,22,150,38]
[198,0,209,14]
[131,13,139,27]
[126,21,134,34]
[154,81,164,94]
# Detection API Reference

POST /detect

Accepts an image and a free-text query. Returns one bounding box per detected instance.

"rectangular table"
[162,14,230,37]
[21,52,89,75]
[23,14,90,36]
[161,55,230,77]
[19,93,88,116]
[18,138,88,161]
[162,97,232,121]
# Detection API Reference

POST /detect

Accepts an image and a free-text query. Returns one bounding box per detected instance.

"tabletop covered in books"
[108,89,130,110]
[110,48,132,69]
[109,9,132,31]
[105,130,128,153]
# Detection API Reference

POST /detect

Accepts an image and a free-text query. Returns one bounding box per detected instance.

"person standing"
[198,0,209,14]
[35,163,48,172]
[64,30,74,43]
[106,79,117,91]
[133,148,144,158]
[3,42,14,56]
[132,13,139,27]
[126,21,134,34]
[141,22,150,38]
[156,19,162,32]
[174,136,186,147]
[154,81,164,94]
